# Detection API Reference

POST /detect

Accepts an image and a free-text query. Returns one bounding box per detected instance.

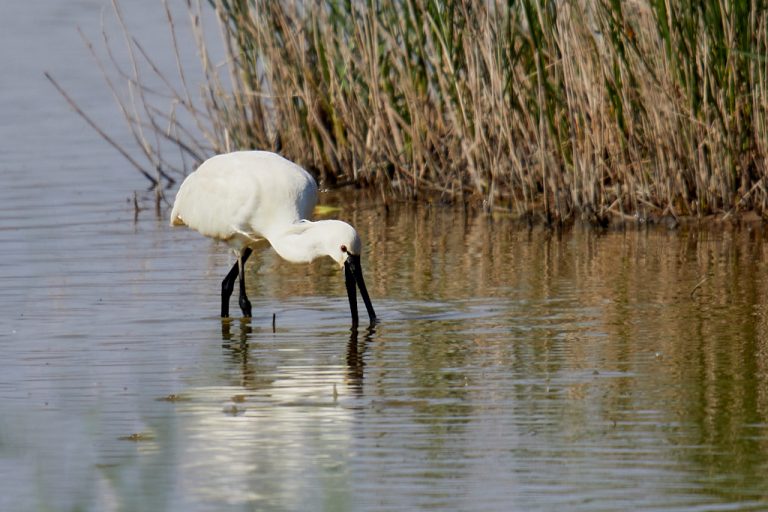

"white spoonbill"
[169,150,376,326]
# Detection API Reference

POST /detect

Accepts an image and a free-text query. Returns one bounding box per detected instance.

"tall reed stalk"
[68,0,768,223]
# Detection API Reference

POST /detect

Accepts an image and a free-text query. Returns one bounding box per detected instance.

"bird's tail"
[169,213,186,227]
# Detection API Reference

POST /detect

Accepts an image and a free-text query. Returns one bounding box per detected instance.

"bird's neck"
[266,221,328,264]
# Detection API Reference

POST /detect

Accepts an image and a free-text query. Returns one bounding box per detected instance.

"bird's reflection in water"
[220,318,258,389]
[220,317,375,394]
[221,317,253,345]
[346,325,375,394]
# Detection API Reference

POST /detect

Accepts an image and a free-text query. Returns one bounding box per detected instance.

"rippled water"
[3,2,768,511]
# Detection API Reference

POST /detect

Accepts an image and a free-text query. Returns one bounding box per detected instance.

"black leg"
[238,248,253,317]
[221,261,239,318]
[221,248,252,318]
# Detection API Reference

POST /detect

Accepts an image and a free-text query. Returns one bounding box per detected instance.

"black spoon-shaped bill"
[344,254,376,327]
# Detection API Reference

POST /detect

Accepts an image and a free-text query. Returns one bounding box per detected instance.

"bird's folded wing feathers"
[170,170,256,241]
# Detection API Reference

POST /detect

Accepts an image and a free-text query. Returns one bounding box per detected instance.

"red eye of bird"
[340,245,347,253]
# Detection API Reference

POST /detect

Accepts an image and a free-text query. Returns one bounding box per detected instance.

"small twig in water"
[690,276,708,299]
[133,191,142,221]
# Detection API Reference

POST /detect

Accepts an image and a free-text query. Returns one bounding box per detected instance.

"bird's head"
[322,220,363,267]
[280,218,375,326]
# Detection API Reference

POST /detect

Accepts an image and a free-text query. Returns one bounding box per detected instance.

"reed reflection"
[207,205,768,504]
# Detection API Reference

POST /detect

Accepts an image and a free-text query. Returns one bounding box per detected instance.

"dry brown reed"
[62,0,768,223]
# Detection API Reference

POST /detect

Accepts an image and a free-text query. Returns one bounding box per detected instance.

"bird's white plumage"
[170,151,317,247]
[169,150,376,324]
[170,150,363,265]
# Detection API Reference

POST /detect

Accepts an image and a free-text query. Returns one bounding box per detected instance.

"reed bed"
[69,0,768,223]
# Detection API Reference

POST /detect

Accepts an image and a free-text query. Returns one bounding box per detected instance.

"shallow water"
[3,2,768,511]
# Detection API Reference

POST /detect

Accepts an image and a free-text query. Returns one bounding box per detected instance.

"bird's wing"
[170,165,257,241]
[169,151,319,242]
